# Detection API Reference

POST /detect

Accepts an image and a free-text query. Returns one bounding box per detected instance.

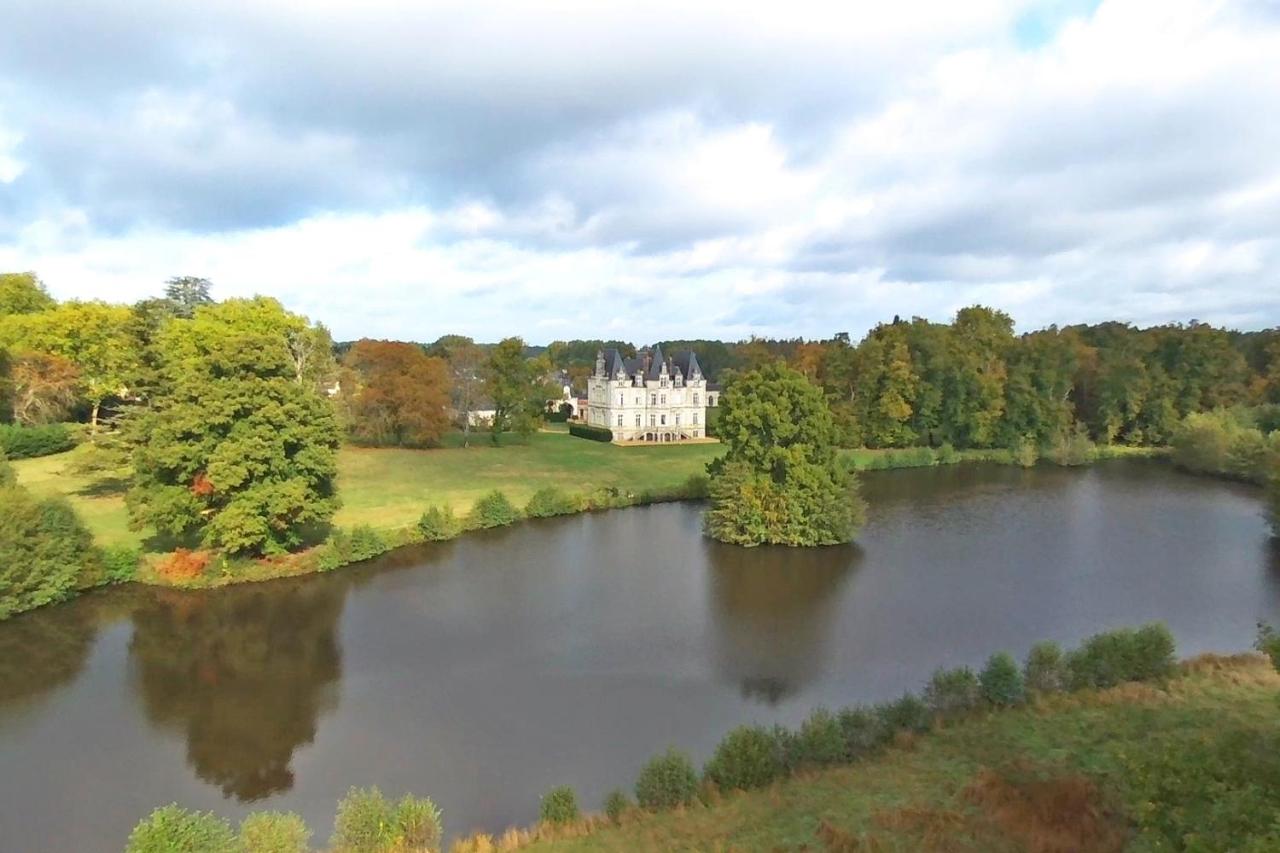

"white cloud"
[0,0,1278,341]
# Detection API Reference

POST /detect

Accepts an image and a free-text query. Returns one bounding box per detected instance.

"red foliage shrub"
[190,472,215,497]
[157,548,210,580]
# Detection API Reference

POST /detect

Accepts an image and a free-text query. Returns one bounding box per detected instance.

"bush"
[792,708,846,767]
[1024,641,1067,693]
[1046,425,1096,466]
[935,442,961,465]
[417,506,462,541]
[837,705,889,759]
[156,548,210,580]
[349,525,391,562]
[539,786,580,825]
[0,422,76,459]
[1065,623,1176,690]
[1256,623,1280,673]
[1,485,99,619]
[239,811,311,853]
[0,449,13,488]
[979,652,1026,707]
[703,725,783,792]
[101,545,141,584]
[331,787,441,853]
[467,490,520,529]
[924,666,982,718]
[603,789,631,824]
[569,423,613,442]
[876,693,931,735]
[1010,436,1038,468]
[525,486,580,519]
[634,747,698,811]
[126,805,237,853]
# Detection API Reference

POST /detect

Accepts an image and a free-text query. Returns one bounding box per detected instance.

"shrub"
[1024,641,1067,694]
[349,525,390,562]
[467,490,520,529]
[677,473,711,500]
[101,545,141,584]
[331,787,441,853]
[0,422,76,459]
[876,693,931,735]
[156,548,211,581]
[603,789,631,824]
[1046,425,1096,466]
[634,747,698,811]
[568,423,613,442]
[1,485,99,619]
[1256,623,1280,673]
[792,708,846,767]
[417,506,462,541]
[239,811,311,853]
[924,666,982,718]
[525,486,580,519]
[126,805,237,853]
[1065,623,1175,690]
[1010,436,1038,468]
[1171,411,1237,476]
[0,449,13,488]
[837,705,888,759]
[935,442,961,465]
[539,786,580,825]
[703,725,783,792]
[979,652,1026,707]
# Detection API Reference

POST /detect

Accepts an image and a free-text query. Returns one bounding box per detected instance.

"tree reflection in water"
[128,580,346,802]
[705,540,859,705]
[0,595,118,711]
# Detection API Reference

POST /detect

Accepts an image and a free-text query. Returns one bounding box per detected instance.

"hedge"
[569,423,613,442]
[0,423,76,459]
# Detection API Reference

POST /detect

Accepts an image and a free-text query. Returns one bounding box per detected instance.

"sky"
[1,0,1278,344]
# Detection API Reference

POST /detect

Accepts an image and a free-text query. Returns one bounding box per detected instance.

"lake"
[1,459,1276,850]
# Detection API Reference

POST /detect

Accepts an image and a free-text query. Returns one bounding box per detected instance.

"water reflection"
[0,605,99,711]
[128,581,346,801]
[705,540,859,704]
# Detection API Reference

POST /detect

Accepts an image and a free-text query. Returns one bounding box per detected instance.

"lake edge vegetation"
[124,622,1280,852]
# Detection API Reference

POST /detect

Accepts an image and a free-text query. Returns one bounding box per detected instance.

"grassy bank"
[10,435,1171,592]
[490,654,1280,852]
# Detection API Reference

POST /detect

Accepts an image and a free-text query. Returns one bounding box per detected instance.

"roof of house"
[597,347,707,383]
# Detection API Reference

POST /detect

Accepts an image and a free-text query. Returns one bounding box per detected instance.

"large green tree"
[1,478,100,620]
[125,297,341,555]
[163,276,214,318]
[485,336,555,445]
[704,363,865,547]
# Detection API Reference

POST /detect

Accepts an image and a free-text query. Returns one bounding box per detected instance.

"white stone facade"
[585,347,709,443]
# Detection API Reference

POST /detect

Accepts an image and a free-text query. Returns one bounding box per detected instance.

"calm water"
[1,460,1277,851]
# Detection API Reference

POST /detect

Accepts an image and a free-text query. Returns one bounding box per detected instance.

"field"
[506,655,1280,852]
[10,431,725,548]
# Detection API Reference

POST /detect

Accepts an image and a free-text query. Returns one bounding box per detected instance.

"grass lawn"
[511,655,1280,852]
[10,432,724,549]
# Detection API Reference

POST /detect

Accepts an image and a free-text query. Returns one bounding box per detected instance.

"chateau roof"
[598,346,708,384]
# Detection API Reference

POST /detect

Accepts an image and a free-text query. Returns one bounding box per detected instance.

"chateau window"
[619,394,624,406]
[693,412,699,425]
[660,394,666,405]
[675,414,681,426]
[649,414,656,427]
[660,414,667,425]
[693,392,700,406]
[635,396,640,405]
[650,393,657,405]
[617,414,623,426]
[635,414,641,426]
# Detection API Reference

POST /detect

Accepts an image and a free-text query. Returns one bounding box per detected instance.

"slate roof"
[597,346,708,385]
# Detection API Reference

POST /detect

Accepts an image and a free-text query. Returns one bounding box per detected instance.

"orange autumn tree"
[342,339,452,447]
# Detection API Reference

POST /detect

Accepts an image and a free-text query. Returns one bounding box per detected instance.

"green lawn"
[10,433,724,548]
[510,655,1280,852]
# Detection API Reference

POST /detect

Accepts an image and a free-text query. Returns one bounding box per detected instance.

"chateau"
[585,346,718,443]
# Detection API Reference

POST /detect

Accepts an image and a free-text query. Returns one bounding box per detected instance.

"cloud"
[0,0,1278,342]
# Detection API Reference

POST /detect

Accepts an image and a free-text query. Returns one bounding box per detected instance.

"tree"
[7,351,79,424]
[0,301,137,432]
[445,337,486,447]
[485,337,555,445]
[125,297,341,556]
[163,276,214,318]
[704,362,865,546]
[0,272,55,316]
[1,481,100,619]
[341,339,451,447]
